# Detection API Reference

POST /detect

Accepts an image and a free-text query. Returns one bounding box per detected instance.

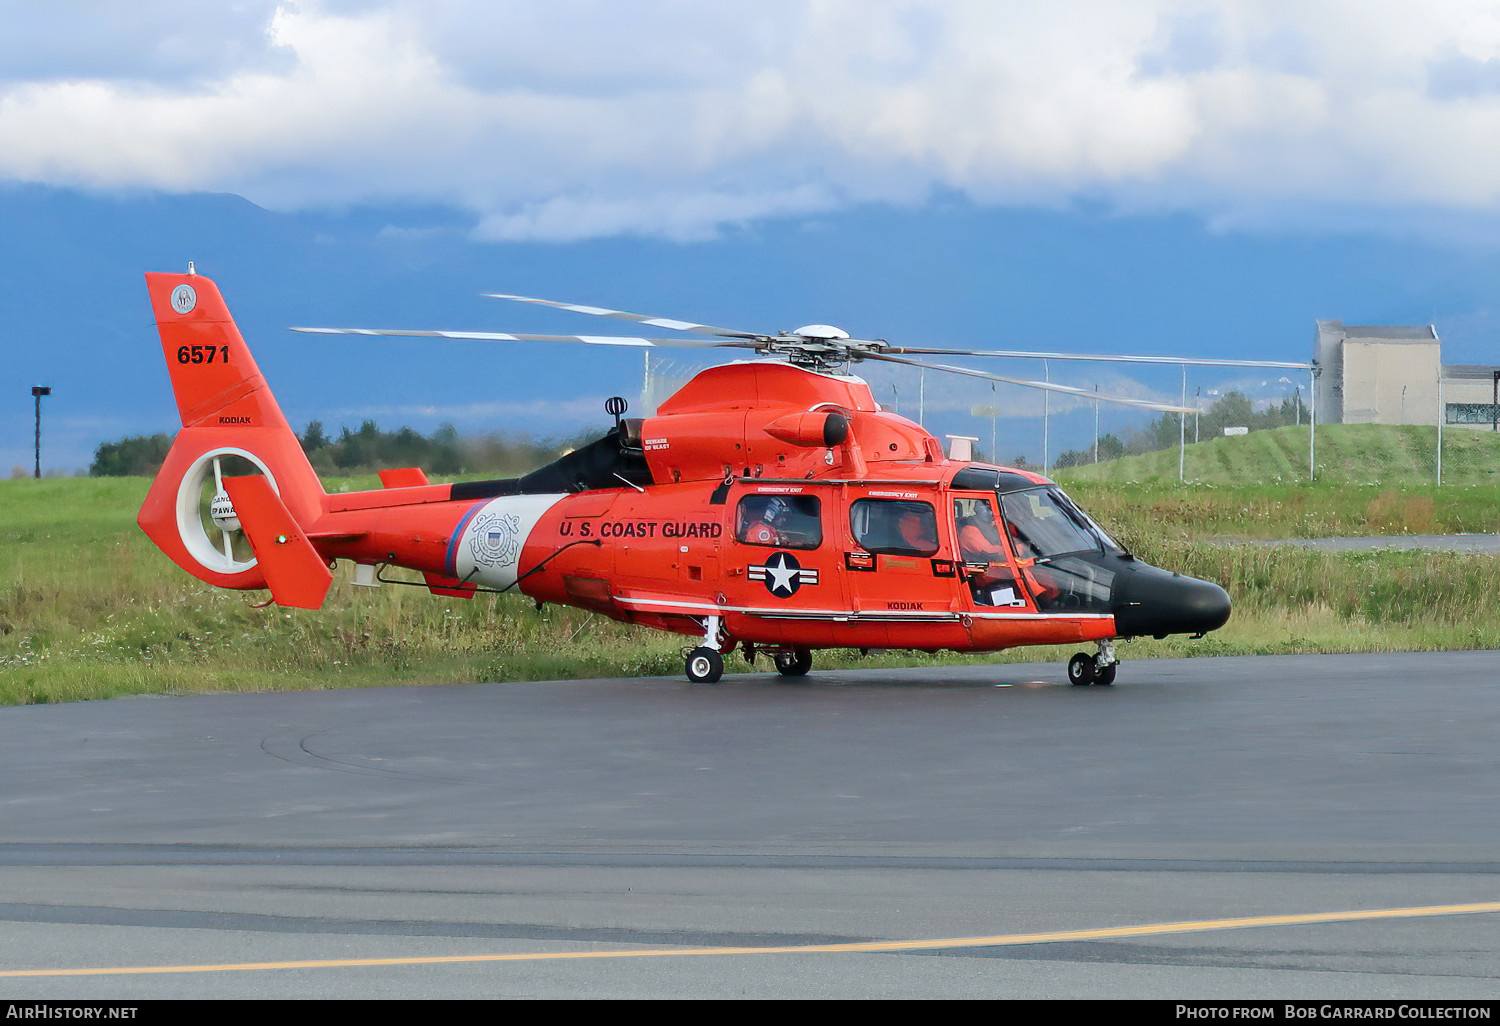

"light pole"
[31,386,50,479]
[1093,384,1099,464]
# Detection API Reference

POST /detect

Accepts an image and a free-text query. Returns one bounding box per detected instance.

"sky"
[4,0,1500,472]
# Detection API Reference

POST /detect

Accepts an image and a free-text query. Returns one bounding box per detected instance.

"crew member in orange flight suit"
[897,508,938,554]
[956,501,1023,605]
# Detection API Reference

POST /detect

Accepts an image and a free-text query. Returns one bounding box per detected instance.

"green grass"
[3,435,1500,705]
[1057,425,1500,541]
[1060,423,1500,488]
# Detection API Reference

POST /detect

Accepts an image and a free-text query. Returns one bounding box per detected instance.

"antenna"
[605,396,628,431]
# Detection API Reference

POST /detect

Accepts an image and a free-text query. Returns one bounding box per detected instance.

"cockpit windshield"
[999,486,1120,559]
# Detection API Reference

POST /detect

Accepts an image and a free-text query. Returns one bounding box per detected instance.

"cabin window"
[735,494,823,549]
[849,499,940,557]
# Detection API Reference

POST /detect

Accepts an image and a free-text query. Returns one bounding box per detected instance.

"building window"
[1445,403,1500,425]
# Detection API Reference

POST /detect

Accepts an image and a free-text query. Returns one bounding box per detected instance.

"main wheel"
[773,648,813,677]
[685,647,724,684]
[1067,652,1096,686]
[1094,662,1117,686]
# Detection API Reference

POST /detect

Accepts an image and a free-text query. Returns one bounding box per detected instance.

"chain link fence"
[636,349,1500,488]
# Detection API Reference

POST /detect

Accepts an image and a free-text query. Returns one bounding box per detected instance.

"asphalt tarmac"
[0,651,1497,999]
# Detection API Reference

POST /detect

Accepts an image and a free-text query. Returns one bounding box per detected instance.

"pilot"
[1007,519,1040,560]
[956,502,1020,605]
[956,502,1007,563]
[743,497,788,546]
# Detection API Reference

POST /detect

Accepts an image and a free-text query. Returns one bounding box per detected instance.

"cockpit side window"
[736,494,822,549]
[954,495,1030,607]
[953,496,1008,564]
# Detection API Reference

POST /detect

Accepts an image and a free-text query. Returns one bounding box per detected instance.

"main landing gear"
[771,647,813,678]
[685,624,815,684]
[1067,640,1119,686]
[748,640,813,677]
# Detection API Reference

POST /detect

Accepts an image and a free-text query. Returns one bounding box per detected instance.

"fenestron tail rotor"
[175,448,276,576]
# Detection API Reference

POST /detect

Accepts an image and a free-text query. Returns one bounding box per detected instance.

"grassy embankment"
[2,423,1498,704]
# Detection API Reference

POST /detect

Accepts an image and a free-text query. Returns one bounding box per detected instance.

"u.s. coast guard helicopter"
[137,269,1230,685]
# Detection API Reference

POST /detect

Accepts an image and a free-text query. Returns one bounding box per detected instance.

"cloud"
[7,1,1500,239]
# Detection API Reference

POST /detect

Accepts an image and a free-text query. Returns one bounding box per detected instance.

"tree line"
[1049,390,1309,469]
[89,421,593,478]
[89,390,1310,478]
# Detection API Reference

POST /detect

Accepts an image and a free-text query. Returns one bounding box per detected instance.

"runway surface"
[0,651,1497,999]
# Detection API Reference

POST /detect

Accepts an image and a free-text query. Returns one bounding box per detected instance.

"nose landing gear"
[685,647,724,684]
[685,614,728,684]
[1067,640,1119,686]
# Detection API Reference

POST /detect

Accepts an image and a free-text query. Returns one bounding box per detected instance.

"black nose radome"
[1111,563,1231,639]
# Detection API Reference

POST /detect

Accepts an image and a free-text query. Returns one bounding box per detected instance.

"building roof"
[1442,364,1500,380]
[1341,324,1438,341]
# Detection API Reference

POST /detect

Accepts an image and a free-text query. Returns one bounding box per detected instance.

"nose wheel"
[685,615,728,684]
[685,647,724,684]
[1068,642,1118,686]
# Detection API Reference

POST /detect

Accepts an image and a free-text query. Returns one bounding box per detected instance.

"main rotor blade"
[482,293,768,341]
[866,353,1198,414]
[290,327,760,350]
[885,345,1315,371]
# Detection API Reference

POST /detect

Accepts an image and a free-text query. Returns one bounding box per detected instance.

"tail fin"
[138,270,326,591]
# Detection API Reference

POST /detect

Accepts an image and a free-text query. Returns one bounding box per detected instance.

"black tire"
[1094,662,1117,686]
[774,648,813,677]
[685,647,724,684]
[1067,652,1096,686]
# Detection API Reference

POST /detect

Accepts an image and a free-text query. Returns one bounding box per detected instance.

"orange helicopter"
[137,268,1230,686]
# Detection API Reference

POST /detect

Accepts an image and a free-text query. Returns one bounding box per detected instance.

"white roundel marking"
[171,284,197,314]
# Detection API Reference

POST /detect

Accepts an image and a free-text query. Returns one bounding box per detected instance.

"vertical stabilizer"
[138,270,326,590]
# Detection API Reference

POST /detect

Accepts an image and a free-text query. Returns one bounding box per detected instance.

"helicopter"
[137,268,1230,686]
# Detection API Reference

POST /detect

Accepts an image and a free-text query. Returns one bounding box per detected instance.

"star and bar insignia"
[748,551,820,597]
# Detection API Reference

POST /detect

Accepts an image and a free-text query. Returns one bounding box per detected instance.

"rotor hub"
[790,324,850,340]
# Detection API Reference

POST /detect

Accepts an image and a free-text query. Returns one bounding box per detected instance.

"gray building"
[1314,320,1500,428]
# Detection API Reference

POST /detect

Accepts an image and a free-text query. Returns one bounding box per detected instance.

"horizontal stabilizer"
[223,475,333,610]
[378,467,430,488]
[423,573,476,599]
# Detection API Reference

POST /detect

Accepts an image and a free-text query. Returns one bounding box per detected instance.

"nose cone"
[1111,563,1231,639]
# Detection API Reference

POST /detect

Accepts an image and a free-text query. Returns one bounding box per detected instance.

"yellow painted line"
[2,900,1498,978]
